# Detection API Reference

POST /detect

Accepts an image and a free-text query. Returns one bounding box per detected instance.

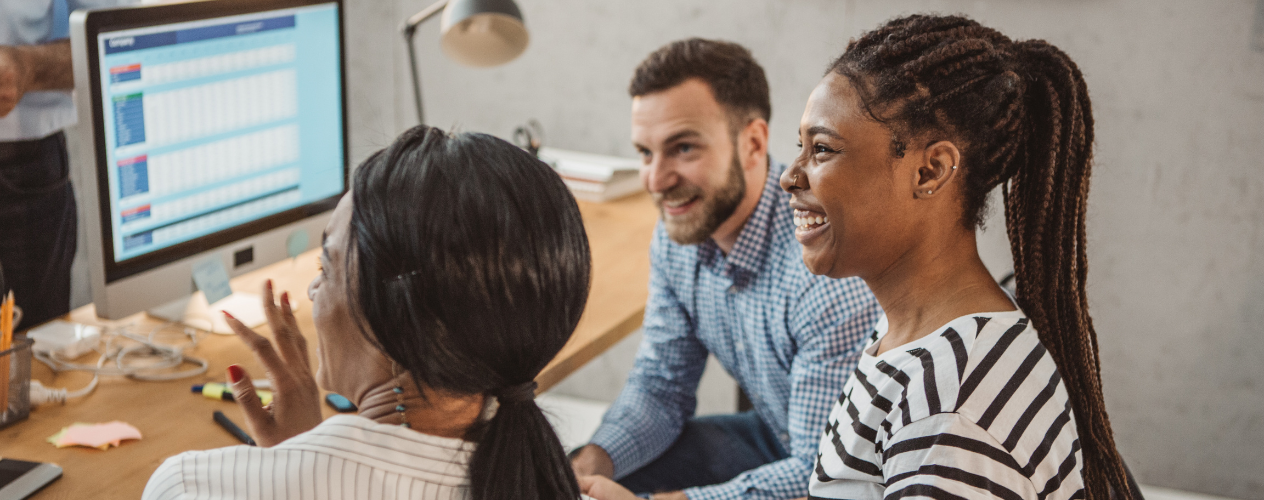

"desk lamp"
[402,0,529,124]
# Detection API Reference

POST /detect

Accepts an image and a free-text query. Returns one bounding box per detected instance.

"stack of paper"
[538,147,643,202]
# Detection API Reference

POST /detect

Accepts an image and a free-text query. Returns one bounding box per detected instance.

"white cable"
[30,320,210,403]
[30,376,99,406]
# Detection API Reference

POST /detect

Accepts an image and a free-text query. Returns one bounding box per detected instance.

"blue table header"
[105,15,296,55]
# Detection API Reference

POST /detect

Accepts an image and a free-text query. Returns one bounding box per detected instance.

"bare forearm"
[2,40,74,92]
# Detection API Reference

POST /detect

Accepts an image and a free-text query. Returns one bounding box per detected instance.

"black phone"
[0,459,62,500]
[324,393,356,413]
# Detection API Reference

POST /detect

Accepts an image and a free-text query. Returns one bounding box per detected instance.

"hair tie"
[494,381,537,403]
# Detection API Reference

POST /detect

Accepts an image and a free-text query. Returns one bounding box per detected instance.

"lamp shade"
[439,0,529,67]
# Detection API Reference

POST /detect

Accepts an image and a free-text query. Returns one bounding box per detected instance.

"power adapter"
[26,321,101,359]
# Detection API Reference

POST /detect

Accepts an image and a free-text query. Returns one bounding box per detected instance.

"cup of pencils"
[1,291,33,429]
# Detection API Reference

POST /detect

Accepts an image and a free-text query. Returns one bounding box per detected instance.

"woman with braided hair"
[783,14,1135,500]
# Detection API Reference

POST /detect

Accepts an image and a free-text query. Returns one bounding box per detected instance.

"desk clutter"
[1,291,31,429]
[539,147,643,202]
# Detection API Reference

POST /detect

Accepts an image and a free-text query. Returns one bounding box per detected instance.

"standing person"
[0,0,133,328]
[571,39,880,500]
[780,15,1134,500]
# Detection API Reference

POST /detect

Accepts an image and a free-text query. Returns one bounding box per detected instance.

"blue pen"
[213,410,255,446]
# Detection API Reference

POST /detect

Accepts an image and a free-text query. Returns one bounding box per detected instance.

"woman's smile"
[792,208,831,243]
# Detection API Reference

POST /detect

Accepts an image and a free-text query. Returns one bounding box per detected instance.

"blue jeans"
[617,411,789,495]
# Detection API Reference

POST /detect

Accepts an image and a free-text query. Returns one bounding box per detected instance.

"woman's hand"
[578,475,642,500]
[222,280,323,447]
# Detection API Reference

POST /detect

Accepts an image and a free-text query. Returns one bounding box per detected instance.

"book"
[538,147,643,202]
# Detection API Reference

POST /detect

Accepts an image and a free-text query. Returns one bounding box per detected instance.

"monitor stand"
[148,291,299,334]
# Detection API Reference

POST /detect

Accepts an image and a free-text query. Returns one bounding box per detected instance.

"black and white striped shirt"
[809,311,1084,499]
[142,415,474,500]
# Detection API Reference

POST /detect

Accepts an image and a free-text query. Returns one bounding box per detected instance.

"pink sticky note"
[55,421,143,449]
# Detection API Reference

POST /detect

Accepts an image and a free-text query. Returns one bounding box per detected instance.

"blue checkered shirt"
[589,161,881,500]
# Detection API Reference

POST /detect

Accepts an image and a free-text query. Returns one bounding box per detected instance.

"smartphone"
[0,459,62,499]
[324,393,357,413]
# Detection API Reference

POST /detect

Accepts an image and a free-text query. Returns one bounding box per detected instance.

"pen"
[212,410,255,446]
[0,291,13,411]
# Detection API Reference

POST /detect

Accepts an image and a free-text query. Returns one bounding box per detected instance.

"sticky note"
[192,257,233,306]
[286,229,309,259]
[47,421,142,450]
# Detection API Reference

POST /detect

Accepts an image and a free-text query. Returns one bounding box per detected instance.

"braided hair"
[831,14,1130,499]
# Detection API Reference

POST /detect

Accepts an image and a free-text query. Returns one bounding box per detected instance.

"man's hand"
[0,40,74,118]
[578,475,640,500]
[578,476,689,500]
[0,46,29,118]
[571,444,616,478]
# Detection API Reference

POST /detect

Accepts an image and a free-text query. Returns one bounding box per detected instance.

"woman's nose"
[780,164,804,192]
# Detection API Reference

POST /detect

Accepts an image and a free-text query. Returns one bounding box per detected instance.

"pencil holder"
[0,337,33,429]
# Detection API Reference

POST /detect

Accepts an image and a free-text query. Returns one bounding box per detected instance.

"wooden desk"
[1,193,658,500]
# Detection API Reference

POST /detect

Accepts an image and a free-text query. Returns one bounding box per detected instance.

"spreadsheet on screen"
[95,4,343,263]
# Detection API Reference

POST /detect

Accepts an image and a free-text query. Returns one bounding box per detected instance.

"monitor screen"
[93,3,343,264]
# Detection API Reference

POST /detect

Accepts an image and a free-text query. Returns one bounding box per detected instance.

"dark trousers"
[0,131,76,329]
[618,411,790,495]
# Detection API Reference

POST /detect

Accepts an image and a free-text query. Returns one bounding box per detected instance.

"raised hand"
[222,280,322,447]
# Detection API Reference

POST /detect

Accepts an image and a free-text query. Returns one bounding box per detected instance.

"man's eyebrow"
[805,126,844,140]
[663,129,703,145]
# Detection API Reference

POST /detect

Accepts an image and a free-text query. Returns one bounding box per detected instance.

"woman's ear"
[912,140,961,199]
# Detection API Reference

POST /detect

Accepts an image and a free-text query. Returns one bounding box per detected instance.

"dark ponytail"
[470,382,578,500]
[348,126,590,500]
[831,15,1132,499]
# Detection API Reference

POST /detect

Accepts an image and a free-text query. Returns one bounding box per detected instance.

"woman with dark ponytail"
[781,14,1135,500]
[142,125,589,500]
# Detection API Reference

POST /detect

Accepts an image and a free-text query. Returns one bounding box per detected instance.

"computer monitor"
[69,0,347,330]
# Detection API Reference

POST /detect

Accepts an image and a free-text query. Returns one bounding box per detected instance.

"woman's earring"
[392,362,409,428]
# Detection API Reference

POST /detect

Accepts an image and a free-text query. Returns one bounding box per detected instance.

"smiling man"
[570,39,881,500]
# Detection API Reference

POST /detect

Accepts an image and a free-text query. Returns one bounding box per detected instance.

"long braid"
[832,15,1133,499]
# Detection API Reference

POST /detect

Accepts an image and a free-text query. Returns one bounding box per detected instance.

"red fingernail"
[227,364,244,383]
[222,310,234,319]
[267,279,273,289]
[281,291,289,303]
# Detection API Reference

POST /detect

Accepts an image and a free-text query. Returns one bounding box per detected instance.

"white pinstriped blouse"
[142,414,474,500]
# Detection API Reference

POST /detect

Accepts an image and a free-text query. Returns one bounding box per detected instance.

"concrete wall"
[62,0,1263,496]
[397,0,1264,497]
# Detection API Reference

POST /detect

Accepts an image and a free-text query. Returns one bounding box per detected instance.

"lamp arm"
[404,0,448,32]
[402,0,448,124]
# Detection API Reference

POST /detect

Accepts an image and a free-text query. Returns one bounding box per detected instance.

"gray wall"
[64,0,1262,497]
[397,0,1264,497]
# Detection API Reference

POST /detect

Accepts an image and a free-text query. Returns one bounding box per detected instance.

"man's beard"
[655,153,746,245]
